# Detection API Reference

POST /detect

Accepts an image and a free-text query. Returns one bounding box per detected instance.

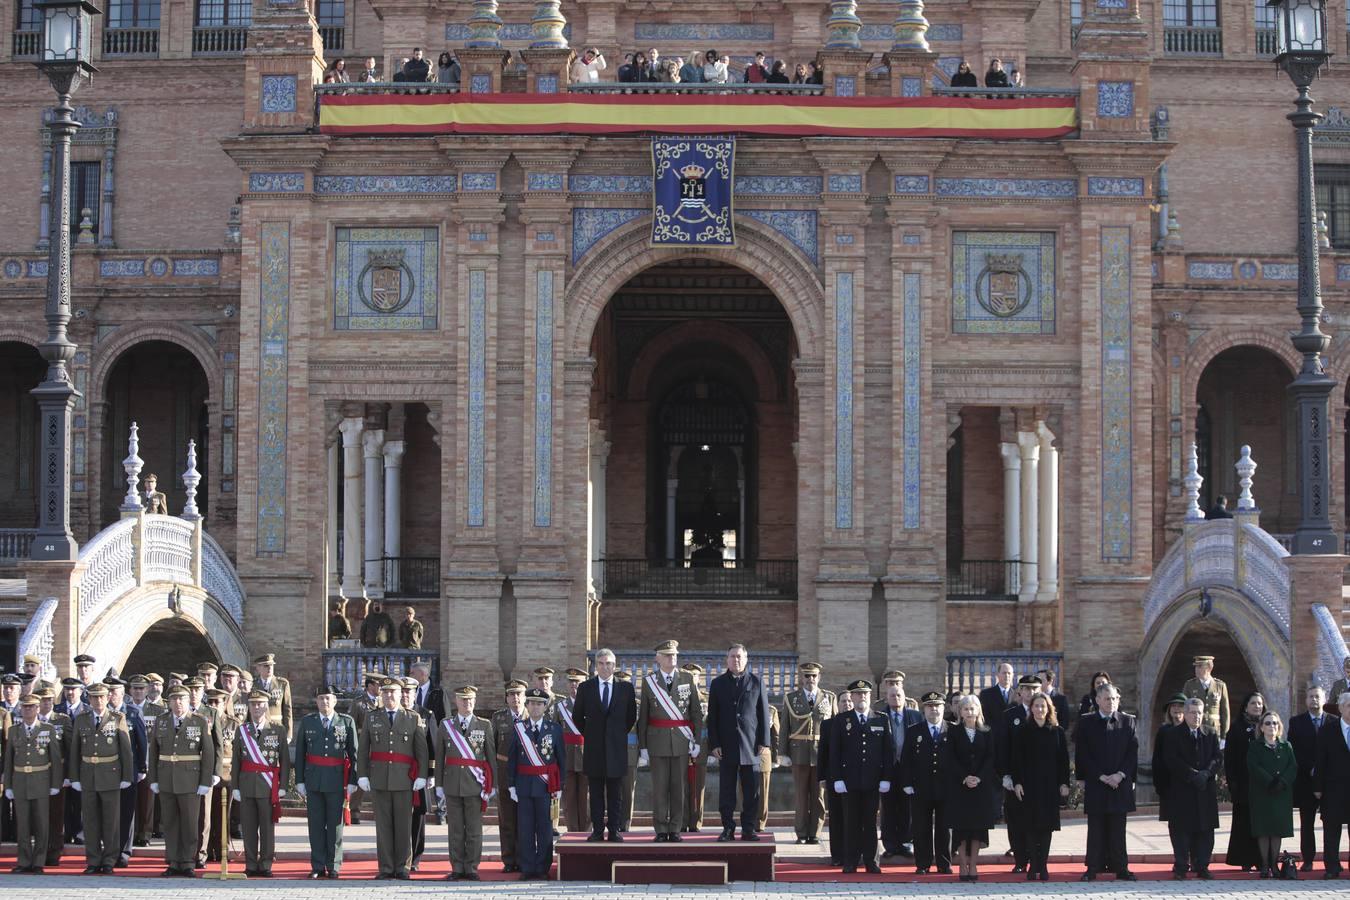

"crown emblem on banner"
[679,163,707,180]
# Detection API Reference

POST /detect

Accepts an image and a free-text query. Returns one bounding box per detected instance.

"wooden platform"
[556,833,776,882]
[613,860,728,884]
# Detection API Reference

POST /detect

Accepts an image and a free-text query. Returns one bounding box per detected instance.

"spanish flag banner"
[318,92,1077,139]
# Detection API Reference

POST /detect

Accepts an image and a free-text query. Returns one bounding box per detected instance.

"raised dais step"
[613,860,728,884]
[557,833,775,882]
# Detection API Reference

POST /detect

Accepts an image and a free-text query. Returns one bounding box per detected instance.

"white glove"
[782,754,792,766]
[638,749,649,768]
[487,788,497,801]
[1002,775,1015,791]
[136,773,146,782]
[3,789,12,800]
[551,791,561,800]
[212,775,221,787]
[196,785,210,796]
[49,788,59,796]
[296,783,307,798]
[62,778,70,788]
[358,777,371,792]
[150,783,160,794]
[71,781,82,792]
[118,781,131,790]
[879,780,892,793]
[1219,739,1227,750]
[232,789,241,802]
[412,778,427,791]
[903,786,915,795]
[509,786,518,803]
[833,780,847,794]
[690,743,701,759]
[436,787,446,802]
[346,783,357,796]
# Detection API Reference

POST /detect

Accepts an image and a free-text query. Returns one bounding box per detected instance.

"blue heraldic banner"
[651,136,736,248]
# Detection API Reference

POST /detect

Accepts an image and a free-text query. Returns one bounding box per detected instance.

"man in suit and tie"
[571,648,636,841]
[1163,697,1223,880]
[1316,689,1350,879]
[508,688,564,881]
[828,679,894,874]
[410,662,445,725]
[879,681,922,859]
[1074,681,1138,882]
[707,643,771,843]
[902,692,951,874]
[1289,685,1328,870]
[978,663,1017,728]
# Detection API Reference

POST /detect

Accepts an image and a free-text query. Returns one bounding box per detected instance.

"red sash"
[558,703,584,746]
[442,718,494,811]
[238,724,281,823]
[518,763,562,792]
[648,717,692,728]
[305,754,353,825]
[370,751,422,809]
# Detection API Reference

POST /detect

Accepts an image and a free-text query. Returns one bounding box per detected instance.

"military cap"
[681,662,706,675]
[61,677,82,688]
[102,675,127,688]
[34,687,55,701]
[218,663,241,676]
[314,684,338,697]
[921,691,945,706]
[1192,655,1215,665]
[1165,692,1189,708]
[0,673,19,685]
[205,688,229,700]
[614,671,632,682]
[19,694,40,707]
[1018,675,1043,687]
[18,673,35,685]
[504,679,528,694]
[401,677,418,689]
[378,677,401,690]
[564,667,587,682]
[197,662,219,674]
[247,689,271,702]
[144,673,164,684]
[848,679,873,693]
[168,672,188,683]
[163,686,189,699]
[183,676,205,689]
[654,639,679,654]
[86,683,109,697]
[881,670,906,682]
[454,685,479,698]
[797,662,823,674]
[127,675,149,686]
[73,654,96,666]
[524,687,551,703]
[22,654,41,667]
[532,666,555,677]
[252,653,276,666]
[363,672,383,685]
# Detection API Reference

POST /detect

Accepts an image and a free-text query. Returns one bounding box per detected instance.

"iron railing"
[932,86,1081,99]
[192,26,247,56]
[945,651,1064,696]
[12,30,40,58]
[102,27,159,57]
[0,529,36,565]
[319,25,345,52]
[589,649,800,699]
[369,556,440,598]
[322,647,438,696]
[1163,25,1223,56]
[596,558,797,599]
[946,559,1020,602]
[569,82,825,96]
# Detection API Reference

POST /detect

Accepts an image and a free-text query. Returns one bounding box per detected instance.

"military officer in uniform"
[491,680,528,872]
[184,677,223,869]
[251,654,292,739]
[554,667,589,835]
[434,685,496,880]
[531,666,562,836]
[127,675,162,847]
[615,670,640,831]
[69,682,133,873]
[901,691,952,874]
[294,685,358,879]
[22,654,44,680]
[1,673,18,844]
[638,640,703,841]
[683,662,711,832]
[509,688,565,881]
[34,686,72,867]
[197,662,219,691]
[103,676,146,867]
[203,687,239,862]
[1,672,20,713]
[781,661,834,844]
[148,685,215,877]
[4,694,63,873]
[827,679,894,874]
[357,677,428,880]
[1182,655,1231,746]
[400,676,433,872]
[231,689,291,877]
[344,672,382,824]
[142,472,170,514]
[73,654,98,695]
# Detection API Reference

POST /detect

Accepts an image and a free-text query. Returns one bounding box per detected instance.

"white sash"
[557,701,581,736]
[238,722,275,792]
[514,721,552,787]
[442,719,489,801]
[644,674,696,746]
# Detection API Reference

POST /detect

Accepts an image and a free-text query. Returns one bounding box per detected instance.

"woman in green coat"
[1246,710,1296,878]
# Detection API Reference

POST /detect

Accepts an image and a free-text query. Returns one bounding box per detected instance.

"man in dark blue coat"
[879,681,922,859]
[706,643,771,842]
[1316,689,1350,879]
[1074,681,1138,881]
[901,692,951,874]
[1288,685,1327,871]
[508,689,565,881]
[827,679,894,874]
[1163,697,1222,879]
[571,649,636,841]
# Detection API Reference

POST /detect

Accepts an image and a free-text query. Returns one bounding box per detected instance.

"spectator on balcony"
[632,51,657,83]
[402,48,432,83]
[984,58,1010,88]
[648,47,662,73]
[360,601,395,648]
[391,59,410,83]
[570,47,607,83]
[1206,494,1233,520]
[437,51,461,85]
[397,606,424,650]
[360,57,379,82]
[679,49,704,84]
[791,62,809,84]
[950,60,978,88]
[807,61,824,85]
[745,51,769,83]
[656,59,681,83]
[324,58,350,84]
[703,49,729,84]
[766,60,790,85]
[329,600,352,645]
[616,53,635,82]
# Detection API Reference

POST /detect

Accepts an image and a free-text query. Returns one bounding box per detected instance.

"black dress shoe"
[607,833,623,843]
[669,833,682,842]
[30,867,43,875]
[1323,870,1341,880]
[101,866,116,874]
[1027,872,1037,881]
[1080,872,1096,882]
[937,865,953,874]
[194,862,205,870]
[1117,870,1138,881]
[503,864,521,872]
[843,867,856,874]
[444,873,459,881]
[916,867,930,874]
[1172,872,1187,881]
[1197,870,1214,880]
[865,863,882,874]
[805,837,820,844]
[161,867,177,877]
[115,857,130,868]
[326,871,339,879]
[655,832,667,842]
[182,870,198,878]
[718,828,735,842]
[133,838,148,848]
[1300,863,1314,872]
[1012,863,1026,873]
[394,871,410,880]
[10,866,27,874]
[83,866,99,874]
[796,837,806,845]
[244,869,259,877]
[587,831,604,842]
[742,831,761,841]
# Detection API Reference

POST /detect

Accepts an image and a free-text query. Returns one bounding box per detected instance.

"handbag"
[1279,852,1300,881]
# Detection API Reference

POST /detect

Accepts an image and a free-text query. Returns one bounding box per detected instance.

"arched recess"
[79,582,249,675]
[91,324,220,398]
[0,339,47,529]
[1182,331,1302,406]
[627,319,782,403]
[565,217,825,362]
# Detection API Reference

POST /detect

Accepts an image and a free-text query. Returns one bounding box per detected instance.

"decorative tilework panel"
[315,175,456,194]
[1100,225,1133,561]
[26,260,48,277]
[149,257,168,277]
[446,23,573,41]
[928,24,964,41]
[894,175,931,194]
[249,172,305,193]
[951,231,1057,334]
[901,76,923,97]
[740,210,819,265]
[634,23,773,41]
[468,230,489,242]
[334,227,439,331]
[172,258,220,276]
[1238,261,1258,279]
[534,268,554,528]
[569,174,653,193]
[572,208,647,264]
[1338,264,1350,282]
[260,76,297,114]
[100,259,145,277]
[1096,81,1134,119]
[835,76,857,97]
[836,234,855,245]
[903,272,922,529]
[859,23,962,41]
[536,74,558,94]
[536,231,556,241]
[2,259,21,279]
[1188,261,1234,280]
[470,74,491,94]
[937,178,1077,199]
[834,272,855,530]
[257,222,290,555]
[735,175,822,196]
[462,172,498,191]
[1097,0,1128,8]
[1262,262,1298,280]
[467,269,487,527]
[902,233,922,245]
[527,172,565,191]
[1086,177,1146,197]
[827,174,863,193]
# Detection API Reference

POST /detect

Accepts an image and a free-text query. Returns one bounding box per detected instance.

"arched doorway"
[0,341,45,532]
[1148,618,1258,733]
[101,341,210,527]
[122,616,218,677]
[1195,346,1294,529]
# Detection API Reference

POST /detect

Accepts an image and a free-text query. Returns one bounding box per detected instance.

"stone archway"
[79,582,249,674]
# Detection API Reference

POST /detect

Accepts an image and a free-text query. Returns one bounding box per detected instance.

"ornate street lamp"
[30,0,99,561]
[1268,0,1335,554]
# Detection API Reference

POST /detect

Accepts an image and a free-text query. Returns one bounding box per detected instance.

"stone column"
[665,445,683,562]
[1000,442,1022,594]
[383,440,405,593]
[362,429,385,597]
[327,439,340,593]
[338,417,364,599]
[1017,430,1039,602]
[1036,421,1059,603]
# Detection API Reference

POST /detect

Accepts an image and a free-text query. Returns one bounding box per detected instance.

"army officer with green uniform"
[295,684,357,879]
[357,677,428,880]
[1183,655,1231,745]
[434,685,496,880]
[69,682,133,873]
[231,690,292,877]
[148,685,215,877]
[4,695,63,873]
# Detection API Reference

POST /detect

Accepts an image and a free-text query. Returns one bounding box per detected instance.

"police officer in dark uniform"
[902,691,951,874]
[998,675,1041,873]
[817,686,854,866]
[827,679,894,874]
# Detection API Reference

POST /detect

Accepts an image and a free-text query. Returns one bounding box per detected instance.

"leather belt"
[17,764,51,773]
[159,754,201,763]
[789,734,820,741]
[82,754,119,764]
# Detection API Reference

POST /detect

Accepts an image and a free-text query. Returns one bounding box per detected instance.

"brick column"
[242,0,325,133]
[1285,554,1346,716]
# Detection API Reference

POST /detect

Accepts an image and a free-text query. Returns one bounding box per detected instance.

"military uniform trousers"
[827,783,849,864]
[372,788,413,877]
[791,763,826,839]
[44,788,66,866]
[912,796,951,870]
[444,793,484,875]
[841,788,880,868]
[495,760,518,866]
[685,757,707,831]
[80,787,122,868]
[115,781,137,864]
[206,783,231,861]
[238,795,276,873]
[880,785,913,855]
[161,790,201,870]
[561,770,589,833]
[135,779,154,843]
[14,792,50,869]
[305,790,346,875]
[1003,789,1029,865]
[621,742,639,830]
[517,794,554,877]
[650,754,689,834]
[757,749,772,832]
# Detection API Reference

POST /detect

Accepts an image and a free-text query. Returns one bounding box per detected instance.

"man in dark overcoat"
[1162,697,1223,880]
[570,649,636,841]
[1074,681,1138,882]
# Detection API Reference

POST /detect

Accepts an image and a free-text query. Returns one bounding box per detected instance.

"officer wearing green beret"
[295,684,357,879]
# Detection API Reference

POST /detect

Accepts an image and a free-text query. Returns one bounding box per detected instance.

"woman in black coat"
[1077,672,1112,720]
[984,58,1010,88]
[1011,694,1071,880]
[949,60,978,88]
[940,695,999,881]
[1152,693,1187,823]
[1224,691,1265,870]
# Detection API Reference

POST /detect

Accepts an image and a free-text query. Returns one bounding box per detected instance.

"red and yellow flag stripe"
[319,92,1077,139]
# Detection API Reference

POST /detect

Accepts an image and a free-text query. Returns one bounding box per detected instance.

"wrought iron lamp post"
[1268,0,1336,554]
[30,0,99,561]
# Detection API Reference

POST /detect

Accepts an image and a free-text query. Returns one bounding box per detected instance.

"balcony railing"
[0,529,36,565]
[319,25,345,52]
[569,81,825,96]
[1164,25,1223,56]
[946,559,1020,602]
[590,649,801,699]
[102,26,159,57]
[932,86,1080,99]
[596,558,797,600]
[315,82,461,97]
[192,26,247,56]
[369,556,440,598]
[322,646,438,696]
[945,651,1064,695]
[12,30,40,58]
[1255,27,1277,56]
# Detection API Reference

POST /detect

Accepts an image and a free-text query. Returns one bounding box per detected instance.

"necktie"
[461,718,470,735]
[931,725,939,741]
[387,711,395,727]
[1314,717,1322,729]
[94,715,100,729]
[858,712,866,726]
[602,682,610,710]
[175,718,181,732]
[666,676,673,692]
[807,694,815,705]
[322,717,330,731]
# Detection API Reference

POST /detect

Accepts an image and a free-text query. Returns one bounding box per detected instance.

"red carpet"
[0,853,547,881]
[775,860,1292,883]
